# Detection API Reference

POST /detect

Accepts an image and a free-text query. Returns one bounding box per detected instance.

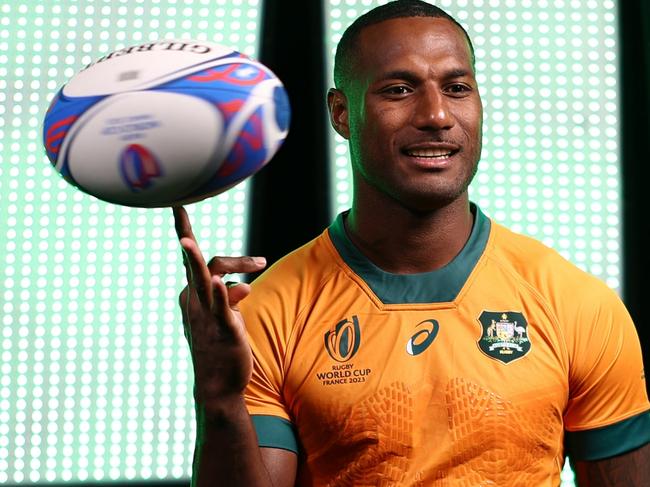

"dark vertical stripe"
[246,0,330,282]
[620,1,650,396]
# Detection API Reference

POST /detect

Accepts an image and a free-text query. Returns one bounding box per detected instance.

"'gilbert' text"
[82,41,213,71]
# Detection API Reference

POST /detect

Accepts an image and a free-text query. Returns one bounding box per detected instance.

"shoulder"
[486,220,621,309]
[485,222,649,455]
[241,226,343,321]
[252,228,339,291]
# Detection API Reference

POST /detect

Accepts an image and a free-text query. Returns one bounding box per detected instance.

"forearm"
[192,395,273,487]
[574,442,650,487]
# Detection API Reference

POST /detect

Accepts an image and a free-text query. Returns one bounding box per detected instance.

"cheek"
[458,110,482,144]
[362,107,404,142]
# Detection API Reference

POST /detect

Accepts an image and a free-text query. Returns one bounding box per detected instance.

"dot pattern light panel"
[0,0,262,483]
[326,0,621,294]
[325,2,619,486]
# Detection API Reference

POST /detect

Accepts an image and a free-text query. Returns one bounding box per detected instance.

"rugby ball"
[42,40,291,208]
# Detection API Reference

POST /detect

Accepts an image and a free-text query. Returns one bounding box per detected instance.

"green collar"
[328,204,491,304]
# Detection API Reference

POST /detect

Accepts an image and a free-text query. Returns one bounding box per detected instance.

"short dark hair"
[333,0,475,88]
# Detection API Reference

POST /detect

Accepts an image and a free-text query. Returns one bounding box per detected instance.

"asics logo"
[406,319,439,356]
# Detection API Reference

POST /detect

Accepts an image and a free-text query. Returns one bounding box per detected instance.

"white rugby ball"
[43,39,291,207]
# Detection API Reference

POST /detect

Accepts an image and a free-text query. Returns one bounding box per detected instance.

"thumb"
[225,281,252,308]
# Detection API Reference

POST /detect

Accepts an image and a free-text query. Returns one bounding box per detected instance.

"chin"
[392,192,461,214]
[400,180,474,211]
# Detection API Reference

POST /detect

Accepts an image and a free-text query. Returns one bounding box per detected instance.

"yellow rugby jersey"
[241,205,650,486]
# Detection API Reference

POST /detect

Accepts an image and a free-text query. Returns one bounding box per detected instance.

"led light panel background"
[0,0,261,484]
[325,1,619,485]
[0,0,622,485]
[326,0,620,294]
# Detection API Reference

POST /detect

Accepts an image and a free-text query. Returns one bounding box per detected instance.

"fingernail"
[253,257,266,265]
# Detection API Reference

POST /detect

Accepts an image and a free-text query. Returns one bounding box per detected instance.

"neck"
[344,197,474,274]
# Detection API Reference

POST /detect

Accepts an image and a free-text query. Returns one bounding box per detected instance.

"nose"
[412,87,455,130]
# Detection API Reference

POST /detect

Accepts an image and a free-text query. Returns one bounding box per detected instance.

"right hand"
[173,206,267,408]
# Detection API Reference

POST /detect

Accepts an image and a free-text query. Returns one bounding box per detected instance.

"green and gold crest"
[477,311,531,364]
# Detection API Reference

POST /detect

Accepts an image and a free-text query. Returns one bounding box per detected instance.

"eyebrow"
[377,68,473,83]
[442,68,473,79]
[377,70,420,83]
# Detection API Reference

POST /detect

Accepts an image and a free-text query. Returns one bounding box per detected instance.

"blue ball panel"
[190,104,271,196]
[42,88,105,173]
[157,61,273,94]
[273,86,290,133]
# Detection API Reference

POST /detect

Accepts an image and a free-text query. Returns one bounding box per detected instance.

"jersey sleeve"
[240,277,299,453]
[562,280,650,460]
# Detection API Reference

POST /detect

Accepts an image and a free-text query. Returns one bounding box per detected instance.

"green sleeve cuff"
[251,415,298,453]
[565,410,650,461]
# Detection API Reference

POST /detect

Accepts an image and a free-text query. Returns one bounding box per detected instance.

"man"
[174,1,650,485]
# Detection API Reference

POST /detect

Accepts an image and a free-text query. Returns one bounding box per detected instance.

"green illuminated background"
[1,0,261,483]
[327,0,620,293]
[0,0,619,485]
[325,3,619,485]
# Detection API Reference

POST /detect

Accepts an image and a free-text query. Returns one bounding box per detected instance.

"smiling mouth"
[404,148,458,158]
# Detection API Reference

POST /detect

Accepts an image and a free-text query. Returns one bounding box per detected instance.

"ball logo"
[406,319,439,356]
[324,316,361,362]
[119,144,163,191]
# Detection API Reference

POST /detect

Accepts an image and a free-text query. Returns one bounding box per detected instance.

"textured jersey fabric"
[240,204,650,486]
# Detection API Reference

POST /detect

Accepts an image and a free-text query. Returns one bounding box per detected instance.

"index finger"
[173,205,208,270]
[173,206,197,242]
[172,206,212,308]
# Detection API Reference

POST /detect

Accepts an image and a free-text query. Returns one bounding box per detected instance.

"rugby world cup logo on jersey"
[477,311,531,364]
[324,315,361,362]
[119,143,163,191]
[317,316,371,386]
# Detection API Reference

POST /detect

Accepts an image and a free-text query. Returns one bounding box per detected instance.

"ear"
[327,88,350,139]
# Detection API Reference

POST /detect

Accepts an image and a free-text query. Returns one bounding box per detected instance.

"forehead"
[353,16,473,76]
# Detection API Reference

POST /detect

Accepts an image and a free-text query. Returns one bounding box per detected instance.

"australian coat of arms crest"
[477,311,531,364]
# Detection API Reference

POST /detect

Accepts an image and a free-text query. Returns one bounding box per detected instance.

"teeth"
[406,149,453,158]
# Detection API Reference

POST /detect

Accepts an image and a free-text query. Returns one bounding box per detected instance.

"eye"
[381,85,412,96]
[445,83,472,96]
